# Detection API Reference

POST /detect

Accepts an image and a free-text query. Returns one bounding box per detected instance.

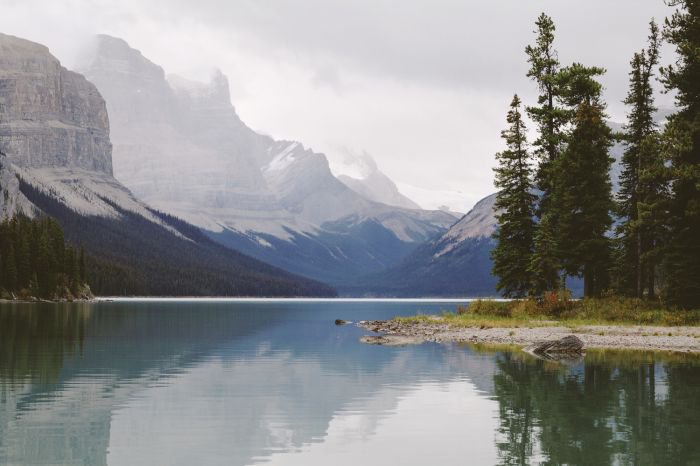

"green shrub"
[467,299,513,317]
[451,295,700,327]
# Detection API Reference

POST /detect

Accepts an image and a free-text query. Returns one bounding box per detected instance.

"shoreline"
[0,298,96,304]
[358,318,700,353]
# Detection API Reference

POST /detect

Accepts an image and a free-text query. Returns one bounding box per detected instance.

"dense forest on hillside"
[18,178,337,297]
[0,215,88,300]
[491,0,700,309]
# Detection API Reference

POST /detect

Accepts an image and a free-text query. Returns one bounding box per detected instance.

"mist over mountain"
[81,35,457,286]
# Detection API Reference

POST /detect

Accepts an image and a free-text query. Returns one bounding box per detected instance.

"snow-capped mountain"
[81,35,457,285]
[0,32,334,297]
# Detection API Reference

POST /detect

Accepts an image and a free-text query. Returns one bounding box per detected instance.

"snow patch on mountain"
[264,142,300,173]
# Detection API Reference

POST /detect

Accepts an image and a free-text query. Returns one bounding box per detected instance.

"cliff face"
[82,35,285,233]
[0,33,112,175]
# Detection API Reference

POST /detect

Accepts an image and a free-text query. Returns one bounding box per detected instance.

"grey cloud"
[142,0,671,92]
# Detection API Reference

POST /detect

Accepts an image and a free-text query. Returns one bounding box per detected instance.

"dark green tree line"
[0,216,87,299]
[493,2,700,307]
[494,13,615,298]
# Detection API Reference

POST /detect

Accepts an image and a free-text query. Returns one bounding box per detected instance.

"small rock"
[335,319,351,326]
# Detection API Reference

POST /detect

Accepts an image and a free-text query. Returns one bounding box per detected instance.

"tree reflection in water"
[0,304,91,387]
[492,349,700,465]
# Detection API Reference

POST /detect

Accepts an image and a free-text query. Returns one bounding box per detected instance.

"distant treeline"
[492,1,700,308]
[0,216,86,299]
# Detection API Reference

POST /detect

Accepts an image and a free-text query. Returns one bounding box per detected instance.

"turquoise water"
[0,299,698,466]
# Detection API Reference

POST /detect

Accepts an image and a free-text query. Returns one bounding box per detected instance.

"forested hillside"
[19,179,337,297]
[0,215,88,299]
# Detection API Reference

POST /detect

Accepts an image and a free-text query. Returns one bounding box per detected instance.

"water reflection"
[0,301,698,466]
[492,349,700,465]
[0,304,91,386]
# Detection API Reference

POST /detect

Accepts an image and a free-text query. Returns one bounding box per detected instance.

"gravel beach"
[358,318,700,353]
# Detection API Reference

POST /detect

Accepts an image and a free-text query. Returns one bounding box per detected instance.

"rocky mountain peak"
[168,69,231,104]
[0,33,113,175]
[91,34,166,84]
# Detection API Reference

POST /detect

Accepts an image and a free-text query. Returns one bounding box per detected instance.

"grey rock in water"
[528,335,585,356]
[335,319,350,326]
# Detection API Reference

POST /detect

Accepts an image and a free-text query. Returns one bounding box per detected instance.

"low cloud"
[0,0,676,207]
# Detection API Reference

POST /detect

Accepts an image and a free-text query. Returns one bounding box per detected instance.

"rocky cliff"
[82,35,290,235]
[0,33,112,175]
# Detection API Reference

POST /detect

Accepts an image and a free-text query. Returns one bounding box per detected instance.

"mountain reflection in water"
[0,300,698,466]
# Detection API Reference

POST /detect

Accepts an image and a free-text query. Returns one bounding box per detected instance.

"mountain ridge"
[81,34,457,285]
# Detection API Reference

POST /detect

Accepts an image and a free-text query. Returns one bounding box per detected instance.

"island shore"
[358,318,700,353]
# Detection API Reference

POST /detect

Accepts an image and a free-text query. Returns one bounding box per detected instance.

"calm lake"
[1,299,698,465]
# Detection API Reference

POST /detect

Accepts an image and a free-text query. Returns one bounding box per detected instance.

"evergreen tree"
[16,234,31,289]
[660,0,700,308]
[4,244,16,291]
[556,64,615,297]
[65,246,79,290]
[616,20,668,299]
[525,13,569,292]
[36,231,52,298]
[79,247,86,284]
[492,95,537,298]
[528,212,561,296]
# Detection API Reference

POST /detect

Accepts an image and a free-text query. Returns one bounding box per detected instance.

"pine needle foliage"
[492,95,537,298]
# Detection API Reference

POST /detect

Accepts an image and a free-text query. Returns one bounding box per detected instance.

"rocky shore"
[358,318,700,353]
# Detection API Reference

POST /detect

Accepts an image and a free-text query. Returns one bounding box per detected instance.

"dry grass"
[396,295,700,328]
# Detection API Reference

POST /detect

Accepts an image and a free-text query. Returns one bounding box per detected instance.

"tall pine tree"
[525,13,569,294]
[556,64,615,297]
[660,0,700,308]
[492,95,537,298]
[616,20,667,299]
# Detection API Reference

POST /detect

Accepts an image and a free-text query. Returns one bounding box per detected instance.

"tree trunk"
[584,267,594,298]
[637,230,643,298]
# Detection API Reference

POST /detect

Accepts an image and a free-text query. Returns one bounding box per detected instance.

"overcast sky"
[0,0,676,211]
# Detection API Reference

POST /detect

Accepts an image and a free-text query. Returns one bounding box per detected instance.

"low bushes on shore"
[395,294,700,328]
[461,294,700,326]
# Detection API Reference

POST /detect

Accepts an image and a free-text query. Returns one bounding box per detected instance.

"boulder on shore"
[526,335,585,361]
